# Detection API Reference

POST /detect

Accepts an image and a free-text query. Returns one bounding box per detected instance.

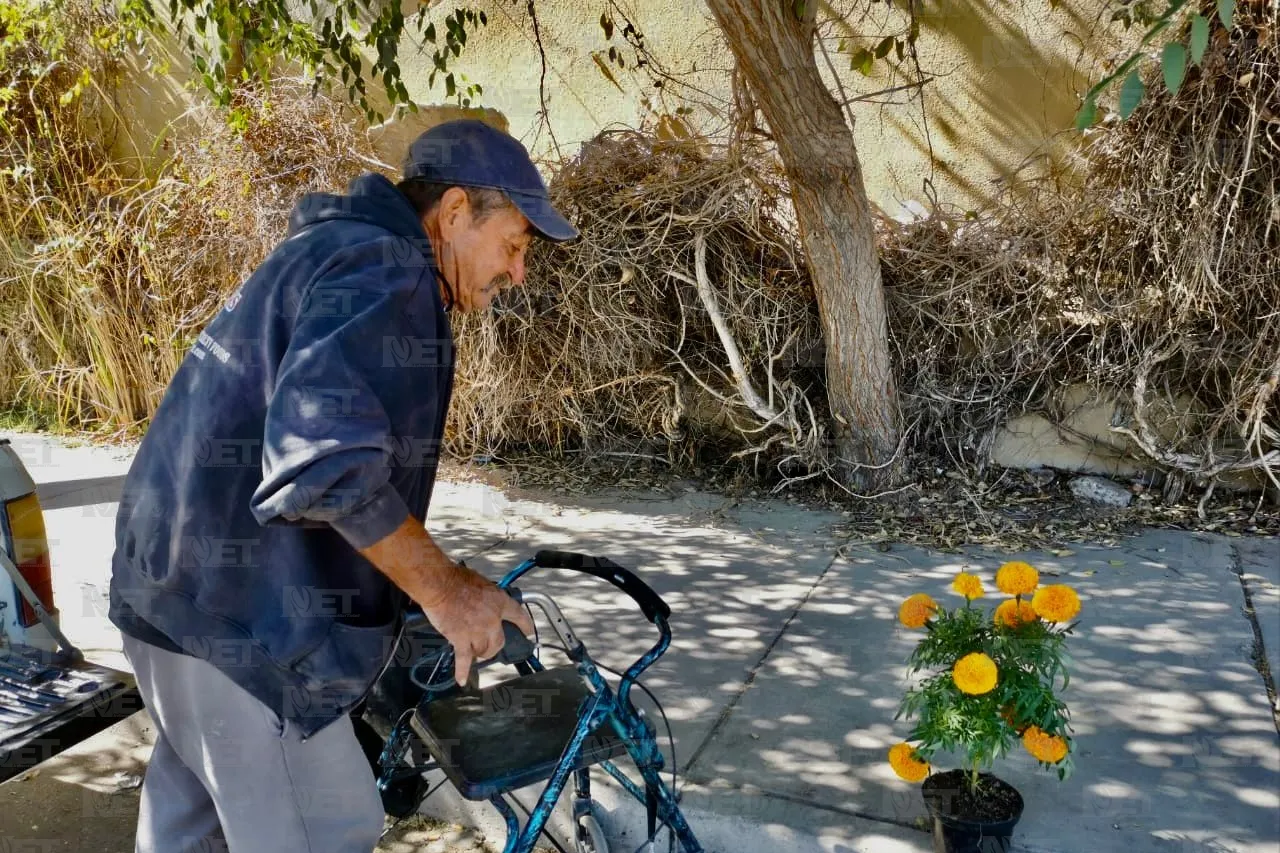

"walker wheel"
[575,811,609,853]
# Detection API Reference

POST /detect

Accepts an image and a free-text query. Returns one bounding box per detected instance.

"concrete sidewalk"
[2,432,1278,853]
[416,481,1280,853]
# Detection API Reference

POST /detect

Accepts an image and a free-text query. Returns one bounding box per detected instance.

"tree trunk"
[706,0,902,489]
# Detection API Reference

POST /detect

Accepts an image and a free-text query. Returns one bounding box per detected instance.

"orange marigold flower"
[994,598,1038,628]
[996,561,1039,596]
[898,593,939,628]
[888,742,930,782]
[952,572,985,600]
[1032,585,1081,622]
[1022,725,1069,764]
[952,652,998,695]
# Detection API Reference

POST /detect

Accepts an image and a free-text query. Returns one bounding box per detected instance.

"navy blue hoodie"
[108,172,454,740]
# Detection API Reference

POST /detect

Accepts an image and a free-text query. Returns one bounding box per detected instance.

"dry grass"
[0,1,375,437]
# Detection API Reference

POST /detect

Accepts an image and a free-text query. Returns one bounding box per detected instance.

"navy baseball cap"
[402,119,579,243]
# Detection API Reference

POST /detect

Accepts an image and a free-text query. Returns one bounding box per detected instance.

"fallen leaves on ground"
[443,453,1277,554]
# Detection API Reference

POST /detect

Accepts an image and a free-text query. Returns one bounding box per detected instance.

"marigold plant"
[1032,585,1081,623]
[996,561,1039,596]
[951,571,985,600]
[899,593,938,629]
[953,652,998,695]
[1022,725,1070,764]
[890,564,1081,793]
[994,599,1037,628]
[887,742,930,782]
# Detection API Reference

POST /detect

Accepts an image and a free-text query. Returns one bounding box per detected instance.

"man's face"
[437,192,533,313]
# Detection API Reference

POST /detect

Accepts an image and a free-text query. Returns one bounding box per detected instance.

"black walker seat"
[410,665,639,801]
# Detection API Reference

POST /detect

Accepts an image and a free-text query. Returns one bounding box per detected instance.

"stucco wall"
[109,27,205,176]
[110,0,1132,216]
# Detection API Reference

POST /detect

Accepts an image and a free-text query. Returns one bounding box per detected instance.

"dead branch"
[668,230,783,424]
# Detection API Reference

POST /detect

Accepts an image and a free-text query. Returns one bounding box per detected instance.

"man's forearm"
[356,515,458,608]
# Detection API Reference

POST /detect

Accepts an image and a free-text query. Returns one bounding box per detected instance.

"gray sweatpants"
[122,633,385,853]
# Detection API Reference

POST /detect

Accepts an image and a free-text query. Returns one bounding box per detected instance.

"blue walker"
[362,550,705,853]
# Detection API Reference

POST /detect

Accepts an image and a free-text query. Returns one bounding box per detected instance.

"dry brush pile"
[880,6,1279,501]
[445,131,832,477]
[445,9,1279,502]
[0,2,1275,507]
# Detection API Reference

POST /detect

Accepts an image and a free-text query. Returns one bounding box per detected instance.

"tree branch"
[668,231,783,424]
[526,0,561,159]
[814,20,857,132]
[1110,347,1280,478]
[839,76,934,106]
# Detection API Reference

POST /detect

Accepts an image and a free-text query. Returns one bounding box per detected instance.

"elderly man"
[108,120,577,853]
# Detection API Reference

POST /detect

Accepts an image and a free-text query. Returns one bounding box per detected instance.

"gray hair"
[396,179,513,222]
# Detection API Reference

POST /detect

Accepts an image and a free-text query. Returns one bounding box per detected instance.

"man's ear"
[438,186,471,231]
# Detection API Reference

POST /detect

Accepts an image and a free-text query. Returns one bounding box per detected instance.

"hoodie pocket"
[290,617,398,695]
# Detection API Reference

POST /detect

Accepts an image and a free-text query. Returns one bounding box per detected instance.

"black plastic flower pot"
[920,770,1025,853]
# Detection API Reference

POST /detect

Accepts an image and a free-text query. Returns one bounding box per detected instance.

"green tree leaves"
[1161,42,1187,93]
[1190,14,1210,64]
[1074,98,1097,132]
[839,13,918,78]
[1075,0,1236,130]
[123,0,488,125]
[1119,68,1145,118]
[1217,0,1235,29]
[424,9,485,109]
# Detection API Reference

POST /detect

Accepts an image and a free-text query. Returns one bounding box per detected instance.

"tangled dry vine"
[448,9,1279,503]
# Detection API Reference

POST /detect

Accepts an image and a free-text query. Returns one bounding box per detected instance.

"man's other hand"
[421,563,535,686]
[357,516,535,686]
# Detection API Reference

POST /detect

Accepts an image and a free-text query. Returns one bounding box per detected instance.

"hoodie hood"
[287,172,427,241]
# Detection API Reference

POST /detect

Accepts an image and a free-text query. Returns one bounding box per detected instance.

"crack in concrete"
[1229,544,1280,734]
[683,779,930,835]
[681,550,841,778]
